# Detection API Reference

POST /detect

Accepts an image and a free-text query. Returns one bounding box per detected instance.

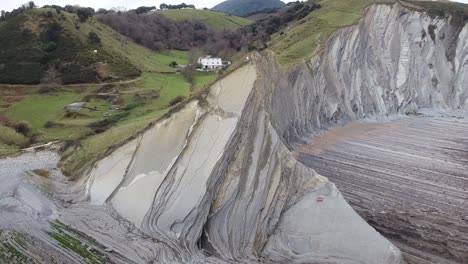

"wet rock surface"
[295,114,468,264]
[0,151,58,230]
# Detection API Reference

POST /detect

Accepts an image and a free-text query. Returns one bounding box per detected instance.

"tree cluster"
[77,7,94,22]
[160,3,195,10]
[98,12,210,51]
[40,5,95,22]
[132,6,156,14]
[88,32,101,45]
[1,1,35,21]
[98,2,320,57]
[204,2,321,56]
[244,7,281,18]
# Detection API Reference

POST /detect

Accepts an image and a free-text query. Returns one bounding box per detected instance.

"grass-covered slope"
[212,0,286,17]
[0,9,219,172]
[0,53,217,173]
[269,0,468,68]
[155,9,252,29]
[399,0,468,19]
[269,0,375,68]
[0,8,141,85]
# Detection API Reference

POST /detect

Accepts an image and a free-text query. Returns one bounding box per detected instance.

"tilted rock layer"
[2,2,468,264]
[266,4,468,146]
[85,64,401,263]
[257,3,468,263]
[295,115,468,264]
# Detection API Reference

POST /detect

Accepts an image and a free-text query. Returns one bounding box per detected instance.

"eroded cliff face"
[255,3,468,263]
[3,3,467,264]
[264,3,468,145]
[83,62,401,263]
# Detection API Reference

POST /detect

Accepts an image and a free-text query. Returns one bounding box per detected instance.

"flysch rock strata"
[5,2,468,263]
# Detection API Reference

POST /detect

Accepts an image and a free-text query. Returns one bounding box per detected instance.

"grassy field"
[193,71,218,93]
[0,46,217,176]
[0,143,20,156]
[155,9,252,29]
[5,92,83,132]
[0,69,217,174]
[60,69,221,176]
[0,7,218,170]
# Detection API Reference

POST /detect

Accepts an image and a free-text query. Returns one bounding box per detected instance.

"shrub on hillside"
[88,111,130,129]
[59,63,97,84]
[11,121,32,136]
[77,8,94,23]
[133,6,156,14]
[0,125,28,146]
[88,32,101,45]
[169,95,186,106]
[42,22,63,42]
[44,121,64,128]
[123,101,144,111]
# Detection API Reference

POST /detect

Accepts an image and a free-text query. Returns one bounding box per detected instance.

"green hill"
[269,0,374,68]
[155,9,252,29]
[0,8,142,85]
[0,8,220,172]
[212,0,285,17]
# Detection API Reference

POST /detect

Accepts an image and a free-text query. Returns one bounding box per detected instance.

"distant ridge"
[212,0,286,17]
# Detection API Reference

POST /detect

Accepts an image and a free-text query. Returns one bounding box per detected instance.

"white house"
[198,56,223,70]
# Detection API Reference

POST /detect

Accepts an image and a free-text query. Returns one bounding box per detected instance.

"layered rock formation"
[84,64,401,263]
[265,3,468,146]
[2,2,468,264]
[255,3,468,263]
[295,115,468,264]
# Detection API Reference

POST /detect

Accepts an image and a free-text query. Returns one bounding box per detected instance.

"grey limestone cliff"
[266,3,468,145]
[2,2,468,264]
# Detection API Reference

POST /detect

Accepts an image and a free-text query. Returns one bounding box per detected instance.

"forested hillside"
[99,2,320,58]
[0,6,140,84]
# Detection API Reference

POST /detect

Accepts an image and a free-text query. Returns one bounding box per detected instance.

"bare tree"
[39,65,62,93]
[182,49,197,84]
